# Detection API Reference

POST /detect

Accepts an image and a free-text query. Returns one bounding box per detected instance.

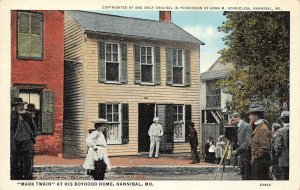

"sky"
[95,10,227,73]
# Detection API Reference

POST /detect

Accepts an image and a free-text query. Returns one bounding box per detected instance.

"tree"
[216,12,290,122]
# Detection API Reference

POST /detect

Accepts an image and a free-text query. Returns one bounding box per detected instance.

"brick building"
[11,10,64,155]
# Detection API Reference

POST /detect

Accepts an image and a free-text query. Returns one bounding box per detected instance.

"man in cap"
[247,105,271,180]
[148,117,163,158]
[11,98,37,180]
[230,112,252,180]
[274,111,289,179]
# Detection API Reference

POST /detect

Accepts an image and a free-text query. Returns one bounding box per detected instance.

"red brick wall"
[11,10,64,156]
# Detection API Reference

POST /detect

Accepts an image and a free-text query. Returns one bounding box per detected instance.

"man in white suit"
[231,112,253,180]
[148,117,163,158]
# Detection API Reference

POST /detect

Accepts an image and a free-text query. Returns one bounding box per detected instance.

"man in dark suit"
[230,112,252,180]
[11,98,37,180]
[188,122,200,164]
[274,111,289,180]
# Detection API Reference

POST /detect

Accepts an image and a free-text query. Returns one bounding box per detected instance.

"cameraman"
[230,112,252,180]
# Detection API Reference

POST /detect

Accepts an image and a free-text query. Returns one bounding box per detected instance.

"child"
[208,139,216,163]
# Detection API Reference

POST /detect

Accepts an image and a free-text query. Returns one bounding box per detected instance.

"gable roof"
[67,11,204,45]
[201,57,234,81]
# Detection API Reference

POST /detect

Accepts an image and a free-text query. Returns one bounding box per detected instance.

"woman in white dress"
[83,118,111,180]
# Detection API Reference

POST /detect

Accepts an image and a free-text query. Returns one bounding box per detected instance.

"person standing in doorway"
[247,105,271,180]
[230,112,252,180]
[11,98,37,180]
[188,122,200,164]
[148,117,163,158]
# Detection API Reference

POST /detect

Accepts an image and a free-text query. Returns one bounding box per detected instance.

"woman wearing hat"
[83,119,111,180]
[247,105,271,180]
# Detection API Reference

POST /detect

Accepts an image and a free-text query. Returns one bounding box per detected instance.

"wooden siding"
[63,61,86,158]
[83,38,201,156]
[64,12,85,62]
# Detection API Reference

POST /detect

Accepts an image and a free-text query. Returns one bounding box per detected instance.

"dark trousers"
[251,159,271,180]
[239,154,252,180]
[91,160,107,180]
[191,145,200,162]
[11,140,34,180]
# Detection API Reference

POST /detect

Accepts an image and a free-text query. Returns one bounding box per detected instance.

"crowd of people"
[11,96,289,181]
[203,105,290,180]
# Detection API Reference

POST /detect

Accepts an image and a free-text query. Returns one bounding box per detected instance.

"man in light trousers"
[148,117,163,158]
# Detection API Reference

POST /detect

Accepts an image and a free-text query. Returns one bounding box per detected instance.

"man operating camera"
[230,112,252,180]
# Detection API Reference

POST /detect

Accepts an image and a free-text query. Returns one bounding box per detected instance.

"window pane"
[178,113,183,121]
[107,123,119,141]
[29,92,41,109]
[106,62,119,81]
[178,105,183,114]
[113,53,118,62]
[113,44,118,53]
[113,104,119,122]
[107,104,112,114]
[147,47,152,55]
[174,123,183,139]
[106,53,111,61]
[178,50,183,66]
[141,55,146,64]
[173,51,177,66]
[106,44,111,53]
[141,46,146,56]
[147,55,152,64]
[141,65,153,83]
[173,67,183,84]
[107,113,112,122]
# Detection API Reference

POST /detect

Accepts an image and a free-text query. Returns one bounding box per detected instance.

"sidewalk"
[33,154,239,179]
[34,153,218,167]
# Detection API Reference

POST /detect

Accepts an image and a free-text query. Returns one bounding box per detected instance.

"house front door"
[138,103,155,152]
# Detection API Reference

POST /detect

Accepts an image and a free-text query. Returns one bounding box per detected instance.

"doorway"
[138,103,155,152]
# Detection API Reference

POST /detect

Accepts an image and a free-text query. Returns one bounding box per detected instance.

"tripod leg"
[214,141,230,180]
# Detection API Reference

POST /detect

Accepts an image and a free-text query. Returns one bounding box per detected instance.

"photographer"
[230,112,252,180]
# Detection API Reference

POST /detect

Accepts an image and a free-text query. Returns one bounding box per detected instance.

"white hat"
[92,118,108,124]
[153,117,159,122]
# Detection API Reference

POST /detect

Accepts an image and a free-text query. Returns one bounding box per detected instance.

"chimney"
[159,11,171,23]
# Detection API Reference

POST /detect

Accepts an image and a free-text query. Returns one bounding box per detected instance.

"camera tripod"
[214,139,237,180]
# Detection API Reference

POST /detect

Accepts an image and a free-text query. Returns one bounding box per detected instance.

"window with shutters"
[19,90,42,132]
[173,49,185,85]
[105,43,120,82]
[17,89,54,134]
[17,11,43,59]
[167,48,190,86]
[173,105,185,142]
[140,46,154,83]
[99,103,129,144]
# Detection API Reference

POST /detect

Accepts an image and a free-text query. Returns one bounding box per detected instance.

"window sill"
[140,82,156,86]
[17,56,43,61]
[104,81,122,85]
[172,84,185,87]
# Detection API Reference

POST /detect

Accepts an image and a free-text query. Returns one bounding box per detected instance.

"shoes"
[155,157,159,159]
[148,156,152,159]
[190,161,197,164]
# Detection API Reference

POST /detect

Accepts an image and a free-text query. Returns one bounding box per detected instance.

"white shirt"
[148,123,163,137]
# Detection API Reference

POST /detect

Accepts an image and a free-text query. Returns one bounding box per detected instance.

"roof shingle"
[68,11,204,45]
